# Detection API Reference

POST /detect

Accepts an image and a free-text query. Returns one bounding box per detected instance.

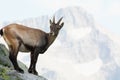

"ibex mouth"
[50,31,55,36]
[52,32,55,36]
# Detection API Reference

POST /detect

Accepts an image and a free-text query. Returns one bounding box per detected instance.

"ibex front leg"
[28,49,39,75]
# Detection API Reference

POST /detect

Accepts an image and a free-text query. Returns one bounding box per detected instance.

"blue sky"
[0,0,120,36]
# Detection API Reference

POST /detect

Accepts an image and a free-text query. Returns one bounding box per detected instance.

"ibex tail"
[0,28,3,37]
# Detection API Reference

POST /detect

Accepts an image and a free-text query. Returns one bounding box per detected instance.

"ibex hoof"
[28,69,38,75]
[16,68,24,73]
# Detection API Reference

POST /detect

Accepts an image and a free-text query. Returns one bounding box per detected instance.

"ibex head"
[49,16,64,36]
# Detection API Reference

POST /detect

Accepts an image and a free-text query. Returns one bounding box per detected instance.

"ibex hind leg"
[9,53,24,73]
[8,41,24,73]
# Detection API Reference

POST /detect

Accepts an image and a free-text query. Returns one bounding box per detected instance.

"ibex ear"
[50,19,52,24]
[60,22,64,28]
[61,22,64,27]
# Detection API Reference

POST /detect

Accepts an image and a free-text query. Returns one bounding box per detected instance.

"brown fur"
[0,17,64,75]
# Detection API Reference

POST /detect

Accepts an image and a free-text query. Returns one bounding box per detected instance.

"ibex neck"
[47,33,58,47]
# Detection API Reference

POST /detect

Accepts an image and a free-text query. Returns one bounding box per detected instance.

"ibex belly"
[19,44,30,52]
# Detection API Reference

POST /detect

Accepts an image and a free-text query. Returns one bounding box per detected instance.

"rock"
[0,44,47,80]
[0,44,13,68]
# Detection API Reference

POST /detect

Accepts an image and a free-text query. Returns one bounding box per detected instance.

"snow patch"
[75,58,102,76]
[66,26,92,40]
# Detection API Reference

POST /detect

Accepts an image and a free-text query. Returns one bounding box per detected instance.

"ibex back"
[0,17,64,75]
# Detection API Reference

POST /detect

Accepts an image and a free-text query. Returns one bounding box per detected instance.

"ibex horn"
[57,17,63,24]
[53,16,55,23]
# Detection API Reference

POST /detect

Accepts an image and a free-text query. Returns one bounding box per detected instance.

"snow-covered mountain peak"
[54,7,94,28]
[40,7,120,80]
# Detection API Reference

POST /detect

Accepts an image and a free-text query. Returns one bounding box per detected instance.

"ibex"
[0,17,64,75]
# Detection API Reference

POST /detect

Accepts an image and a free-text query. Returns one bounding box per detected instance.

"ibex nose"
[52,32,55,36]
[50,31,55,36]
